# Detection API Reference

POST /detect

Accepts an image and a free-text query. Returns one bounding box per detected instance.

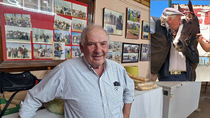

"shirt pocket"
[113,86,123,106]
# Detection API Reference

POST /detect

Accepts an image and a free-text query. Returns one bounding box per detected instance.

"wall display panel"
[140,44,150,61]
[121,43,139,63]
[103,8,124,35]
[125,7,141,39]
[141,20,150,40]
[107,41,122,63]
[0,0,89,72]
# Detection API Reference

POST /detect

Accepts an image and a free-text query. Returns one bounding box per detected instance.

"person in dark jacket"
[150,8,199,81]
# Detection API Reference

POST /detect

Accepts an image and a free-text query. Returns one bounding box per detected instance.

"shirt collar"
[82,56,108,71]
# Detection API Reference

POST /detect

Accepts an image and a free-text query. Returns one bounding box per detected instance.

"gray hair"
[79,24,110,46]
[161,14,177,21]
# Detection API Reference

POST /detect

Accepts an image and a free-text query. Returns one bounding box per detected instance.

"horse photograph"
[5,25,31,43]
[33,44,53,59]
[33,28,53,44]
[72,3,87,19]
[54,15,72,32]
[6,43,31,59]
[55,0,71,16]
[72,18,86,32]
[103,8,124,35]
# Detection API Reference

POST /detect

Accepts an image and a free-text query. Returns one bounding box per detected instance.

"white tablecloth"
[3,87,163,118]
[130,87,163,118]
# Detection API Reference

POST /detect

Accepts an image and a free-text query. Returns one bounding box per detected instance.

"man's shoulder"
[59,57,83,67]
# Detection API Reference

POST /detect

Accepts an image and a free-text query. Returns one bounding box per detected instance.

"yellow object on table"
[124,66,138,76]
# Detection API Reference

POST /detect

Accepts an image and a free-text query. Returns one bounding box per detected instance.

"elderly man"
[150,8,199,81]
[18,25,134,118]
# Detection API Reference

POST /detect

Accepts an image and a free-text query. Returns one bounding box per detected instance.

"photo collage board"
[1,0,88,61]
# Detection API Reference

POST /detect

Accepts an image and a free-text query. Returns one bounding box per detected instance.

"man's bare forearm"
[123,103,132,118]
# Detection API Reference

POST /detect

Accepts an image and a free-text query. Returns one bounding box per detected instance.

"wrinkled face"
[173,13,199,52]
[80,27,108,68]
[168,15,182,30]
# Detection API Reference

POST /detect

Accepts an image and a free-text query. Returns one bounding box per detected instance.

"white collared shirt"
[19,56,134,118]
[169,43,186,71]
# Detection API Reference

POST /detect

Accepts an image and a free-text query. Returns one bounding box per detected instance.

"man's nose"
[94,44,102,52]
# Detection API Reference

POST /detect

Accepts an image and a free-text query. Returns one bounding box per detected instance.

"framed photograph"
[121,43,139,63]
[5,13,32,28]
[55,0,72,16]
[33,44,53,59]
[5,26,31,43]
[103,8,124,35]
[54,30,71,44]
[125,8,141,39]
[33,28,53,44]
[53,42,65,60]
[72,18,86,32]
[6,43,32,59]
[140,44,150,61]
[72,3,87,19]
[141,20,150,40]
[72,46,82,58]
[72,32,81,45]
[65,46,71,59]
[54,15,72,32]
[107,41,122,63]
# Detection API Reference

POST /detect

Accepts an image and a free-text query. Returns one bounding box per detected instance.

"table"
[3,87,163,118]
[130,87,163,118]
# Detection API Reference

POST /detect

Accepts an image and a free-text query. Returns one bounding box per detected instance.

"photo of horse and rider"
[122,43,139,63]
[72,46,82,59]
[72,3,87,19]
[6,43,31,59]
[141,20,150,40]
[55,0,71,16]
[107,41,122,63]
[65,46,71,59]
[72,32,81,45]
[5,25,31,43]
[150,0,209,81]
[126,8,141,39]
[33,28,53,44]
[72,18,86,32]
[54,15,72,32]
[53,42,65,60]
[5,13,32,28]
[54,30,71,44]
[140,44,150,61]
[103,8,124,35]
[33,44,53,59]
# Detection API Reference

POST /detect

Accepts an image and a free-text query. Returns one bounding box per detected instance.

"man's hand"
[18,116,21,118]
[151,73,158,81]
[197,33,210,43]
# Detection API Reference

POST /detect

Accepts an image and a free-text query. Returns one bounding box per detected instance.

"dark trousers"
[159,73,187,81]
